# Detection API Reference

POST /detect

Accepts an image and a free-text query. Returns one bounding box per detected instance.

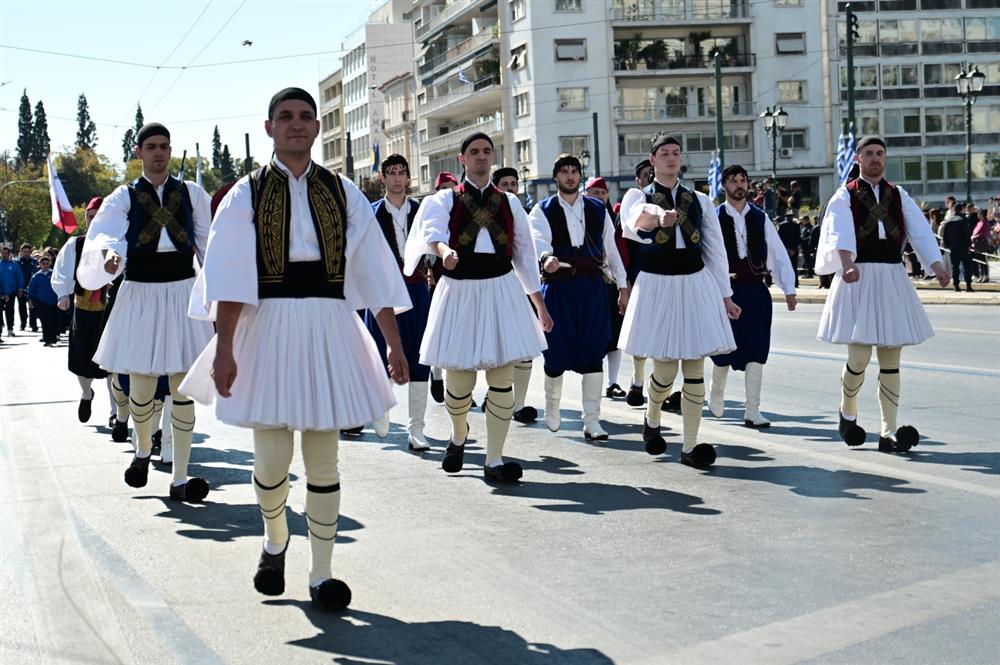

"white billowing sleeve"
[403,189,453,276]
[763,214,797,295]
[186,181,212,263]
[78,184,130,291]
[341,175,411,314]
[815,187,856,275]
[696,193,733,299]
[528,203,553,259]
[899,186,943,270]
[602,210,627,288]
[620,187,662,242]
[51,239,77,298]
[508,192,541,295]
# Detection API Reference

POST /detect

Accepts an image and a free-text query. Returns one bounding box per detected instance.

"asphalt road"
[2,303,998,665]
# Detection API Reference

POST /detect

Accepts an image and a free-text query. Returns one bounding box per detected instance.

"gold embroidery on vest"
[676,191,701,244]
[458,189,509,247]
[306,167,346,284]
[255,166,289,283]
[136,185,190,246]
[855,185,901,241]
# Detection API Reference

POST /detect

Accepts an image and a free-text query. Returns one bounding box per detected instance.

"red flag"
[47,155,78,235]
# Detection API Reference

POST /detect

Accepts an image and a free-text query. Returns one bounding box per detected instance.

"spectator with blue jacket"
[0,246,25,343]
[27,254,59,346]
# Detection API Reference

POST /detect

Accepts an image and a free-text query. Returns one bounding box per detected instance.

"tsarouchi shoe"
[442,440,465,473]
[681,444,717,469]
[310,579,352,611]
[168,477,210,502]
[253,542,288,596]
[124,455,151,488]
[643,419,667,456]
[484,461,523,483]
[838,412,866,447]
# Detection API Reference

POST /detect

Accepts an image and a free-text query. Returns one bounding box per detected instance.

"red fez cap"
[585,177,608,191]
[434,172,458,190]
[612,202,622,215]
[86,196,104,211]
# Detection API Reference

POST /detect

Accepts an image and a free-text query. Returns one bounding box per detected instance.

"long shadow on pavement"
[263,604,615,665]
[900,449,999,475]
[138,499,363,544]
[489,480,721,516]
[709,464,927,499]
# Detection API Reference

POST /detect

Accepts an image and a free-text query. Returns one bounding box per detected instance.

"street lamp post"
[579,150,591,179]
[759,106,788,218]
[955,65,987,205]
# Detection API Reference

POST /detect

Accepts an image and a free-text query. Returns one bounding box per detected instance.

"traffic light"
[847,8,860,42]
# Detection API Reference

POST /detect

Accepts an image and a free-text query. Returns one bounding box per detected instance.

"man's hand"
[57,296,71,311]
[103,251,121,275]
[212,346,238,398]
[542,256,559,273]
[724,297,741,320]
[785,294,797,311]
[537,306,555,332]
[659,209,678,228]
[930,261,950,288]
[841,261,861,284]
[617,287,629,315]
[386,343,410,385]
[441,247,459,270]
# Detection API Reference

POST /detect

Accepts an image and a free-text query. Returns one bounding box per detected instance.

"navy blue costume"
[364,197,431,382]
[539,195,611,376]
[712,202,771,371]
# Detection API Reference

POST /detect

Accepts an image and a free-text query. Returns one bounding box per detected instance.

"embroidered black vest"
[446,182,515,280]
[637,181,704,275]
[72,236,108,311]
[373,197,423,284]
[846,178,906,264]
[250,162,348,299]
[124,176,196,282]
[539,194,606,283]
[717,203,768,283]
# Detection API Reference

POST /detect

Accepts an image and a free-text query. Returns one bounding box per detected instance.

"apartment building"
[833,0,999,205]
[319,69,345,174]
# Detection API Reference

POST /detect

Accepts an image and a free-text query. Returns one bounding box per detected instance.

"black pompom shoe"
[512,406,537,423]
[681,443,716,469]
[310,579,352,611]
[111,417,130,443]
[78,392,94,423]
[895,425,919,450]
[643,419,666,456]
[253,543,288,596]
[442,440,465,473]
[124,455,151,488]
[626,385,645,407]
[169,477,210,502]
[663,391,682,413]
[605,383,626,398]
[484,461,523,483]
[838,412,866,447]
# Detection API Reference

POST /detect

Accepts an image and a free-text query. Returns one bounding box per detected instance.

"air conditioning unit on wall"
[779,147,794,158]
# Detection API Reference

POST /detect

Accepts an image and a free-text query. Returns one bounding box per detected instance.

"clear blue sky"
[0,0,379,171]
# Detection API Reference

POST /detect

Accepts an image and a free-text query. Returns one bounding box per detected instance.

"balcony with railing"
[613,52,755,74]
[611,0,750,23]
[415,0,475,39]
[615,101,756,122]
[418,30,498,76]
[422,115,503,155]
[420,75,501,117]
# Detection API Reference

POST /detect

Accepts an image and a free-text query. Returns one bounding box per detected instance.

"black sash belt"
[124,251,195,283]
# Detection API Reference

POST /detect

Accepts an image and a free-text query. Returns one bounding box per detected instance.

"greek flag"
[458,68,471,85]
[708,151,722,201]
[836,126,856,184]
[524,189,534,208]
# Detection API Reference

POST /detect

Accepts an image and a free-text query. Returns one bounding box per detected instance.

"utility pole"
[591,112,601,177]
[346,131,355,181]
[714,52,725,173]
[845,4,858,134]
[244,133,252,176]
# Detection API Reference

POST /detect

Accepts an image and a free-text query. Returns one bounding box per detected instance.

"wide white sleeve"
[763,214,796,295]
[77,184,130,291]
[342,175,411,313]
[527,203,553,260]
[197,175,259,318]
[50,239,77,298]
[697,193,732,299]
[602,211,627,288]
[620,187,662,242]
[814,187,856,275]
[509,193,541,294]
[186,181,212,263]
[403,189,453,276]
[898,186,943,269]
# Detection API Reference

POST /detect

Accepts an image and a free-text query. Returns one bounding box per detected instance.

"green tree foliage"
[56,148,119,207]
[121,129,135,164]
[75,93,98,151]
[16,89,35,166]
[212,126,222,169]
[123,157,221,193]
[0,162,51,248]
[219,144,236,184]
[134,104,144,135]
[31,101,50,164]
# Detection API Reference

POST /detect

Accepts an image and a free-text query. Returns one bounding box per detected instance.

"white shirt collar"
[384,197,408,215]
[273,157,314,182]
[859,176,882,191]
[724,200,749,218]
[140,172,170,189]
[557,192,583,209]
[463,178,492,193]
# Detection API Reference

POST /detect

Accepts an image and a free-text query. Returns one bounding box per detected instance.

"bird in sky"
[242,40,253,46]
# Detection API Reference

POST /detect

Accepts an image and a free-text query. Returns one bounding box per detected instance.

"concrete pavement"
[2,304,998,664]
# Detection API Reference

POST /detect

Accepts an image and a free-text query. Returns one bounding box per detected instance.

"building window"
[516,140,532,164]
[775,0,802,4]
[848,109,880,136]
[515,92,530,117]
[555,0,582,10]
[557,87,588,111]
[924,108,965,133]
[878,19,918,44]
[509,44,527,70]
[554,39,587,62]
[885,157,922,183]
[925,157,966,181]
[881,64,919,88]
[841,65,878,88]
[778,81,807,104]
[559,135,589,156]
[510,0,526,21]
[883,108,921,135]
[921,18,963,42]
[775,33,805,54]
[620,134,650,155]
[421,164,430,182]
[965,17,1000,41]
[779,130,807,150]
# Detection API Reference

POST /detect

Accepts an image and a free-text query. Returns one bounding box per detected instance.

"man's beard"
[557,182,579,195]
[728,188,746,201]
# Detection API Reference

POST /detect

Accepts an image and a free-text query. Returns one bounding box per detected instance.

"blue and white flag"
[371,141,380,173]
[195,142,203,188]
[836,125,856,184]
[524,189,534,209]
[708,151,722,201]
[458,68,471,84]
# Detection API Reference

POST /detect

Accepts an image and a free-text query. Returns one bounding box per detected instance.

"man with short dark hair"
[404,132,553,483]
[619,135,740,469]
[529,155,627,440]
[0,246,24,341]
[16,243,37,331]
[816,136,948,453]
[78,122,214,501]
[26,254,59,346]
[182,87,410,611]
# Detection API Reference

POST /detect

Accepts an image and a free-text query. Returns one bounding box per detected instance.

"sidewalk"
[771,276,1000,305]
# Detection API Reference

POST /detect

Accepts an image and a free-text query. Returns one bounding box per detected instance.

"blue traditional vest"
[249,161,348,299]
[539,194,606,283]
[717,203,768,283]
[124,175,196,282]
[637,181,703,275]
[373,197,423,284]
